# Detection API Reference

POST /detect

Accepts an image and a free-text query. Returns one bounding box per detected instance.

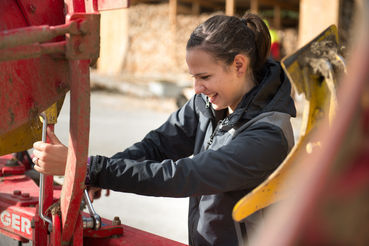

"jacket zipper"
[206,119,223,150]
[205,96,210,108]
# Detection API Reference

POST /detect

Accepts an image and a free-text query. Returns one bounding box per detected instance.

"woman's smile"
[208,93,218,104]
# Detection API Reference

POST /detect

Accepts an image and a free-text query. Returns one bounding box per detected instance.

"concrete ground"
[55,91,189,244]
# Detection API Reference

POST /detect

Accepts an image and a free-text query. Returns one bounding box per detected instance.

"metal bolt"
[28,4,36,13]
[112,216,121,225]
[13,190,21,196]
[78,43,86,53]
[21,193,30,199]
[79,21,89,34]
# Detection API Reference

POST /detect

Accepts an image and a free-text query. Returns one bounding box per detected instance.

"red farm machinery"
[0,0,186,245]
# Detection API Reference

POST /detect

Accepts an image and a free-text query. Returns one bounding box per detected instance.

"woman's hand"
[87,186,102,202]
[32,127,68,176]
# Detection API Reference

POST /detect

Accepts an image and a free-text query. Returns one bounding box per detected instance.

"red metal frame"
[0,0,188,245]
[0,155,26,176]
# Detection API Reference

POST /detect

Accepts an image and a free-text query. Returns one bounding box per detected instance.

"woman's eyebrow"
[192,72,208,77]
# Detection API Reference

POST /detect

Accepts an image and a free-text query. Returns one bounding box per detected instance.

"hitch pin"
[38,113,53,225]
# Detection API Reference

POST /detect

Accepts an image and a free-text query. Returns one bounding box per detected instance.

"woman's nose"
[194,79,205,94]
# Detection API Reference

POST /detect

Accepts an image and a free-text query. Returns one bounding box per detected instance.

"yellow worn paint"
[0,119,42,156]
[40,103,58,124]
[233,25,343,222]
[0,96,64,155]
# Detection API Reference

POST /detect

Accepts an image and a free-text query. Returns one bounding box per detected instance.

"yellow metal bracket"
[233,25,345,222]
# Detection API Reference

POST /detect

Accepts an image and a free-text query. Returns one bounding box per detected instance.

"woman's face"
[186,48,253,113]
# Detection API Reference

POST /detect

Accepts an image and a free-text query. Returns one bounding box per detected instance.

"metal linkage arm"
[0,42,66,62]
[0,13,100,62]
[0,22,78,50]
[38,113,53,226]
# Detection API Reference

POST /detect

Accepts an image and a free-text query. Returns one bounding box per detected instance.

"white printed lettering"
[0,210,31,235]
[12,214,20,231]
[1,211,11,226]
[21,217,31,234]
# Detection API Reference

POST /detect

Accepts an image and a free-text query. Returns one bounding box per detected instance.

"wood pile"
[123,3,215,82]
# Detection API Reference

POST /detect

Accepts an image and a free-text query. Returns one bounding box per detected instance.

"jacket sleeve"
[109,95,199,163]
[88,122,289,197]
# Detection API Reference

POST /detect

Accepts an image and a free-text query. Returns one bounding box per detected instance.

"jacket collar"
[197,59,296,129]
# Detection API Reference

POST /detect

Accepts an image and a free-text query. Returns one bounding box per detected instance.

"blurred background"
[93,0,356,92]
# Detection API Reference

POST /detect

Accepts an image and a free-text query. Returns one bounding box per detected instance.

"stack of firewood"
[123,3,214,81]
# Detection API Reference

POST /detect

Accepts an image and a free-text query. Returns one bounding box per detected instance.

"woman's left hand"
[32,127,68,176]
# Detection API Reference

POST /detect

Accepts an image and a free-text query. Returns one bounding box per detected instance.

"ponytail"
[241,12,271,78]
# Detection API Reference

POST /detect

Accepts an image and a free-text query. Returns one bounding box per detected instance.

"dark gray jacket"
[88,59,296,246]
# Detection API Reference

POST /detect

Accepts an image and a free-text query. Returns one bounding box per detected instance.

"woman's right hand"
[87,186,103,202]
[32,127,68,176]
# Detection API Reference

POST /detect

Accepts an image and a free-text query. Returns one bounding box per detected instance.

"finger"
[32,149,44,160]
[33,163,44,173]
[88,189,95,202]
[47,127,62,145]
[33,141,46,151]
[34,159,54,175]
[32,156,39,166]
[33,146,55,161]
[94,189,101,199]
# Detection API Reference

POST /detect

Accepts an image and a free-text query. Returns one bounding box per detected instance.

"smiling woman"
[33,12,296,246]
[186,12,272,115]
[186,49,254,113]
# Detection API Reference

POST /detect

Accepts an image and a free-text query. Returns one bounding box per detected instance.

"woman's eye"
[201,75,210,80]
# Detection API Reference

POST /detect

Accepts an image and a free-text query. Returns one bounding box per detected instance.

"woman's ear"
[233,54,250,77]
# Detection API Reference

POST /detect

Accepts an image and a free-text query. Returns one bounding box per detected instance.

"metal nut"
[13,190,21,196]
[21,193,30,199]
[112,216,121,225]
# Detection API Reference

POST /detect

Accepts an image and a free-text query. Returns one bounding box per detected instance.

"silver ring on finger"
[32,157,39,166]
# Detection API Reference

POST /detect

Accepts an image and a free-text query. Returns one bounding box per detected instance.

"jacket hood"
[241,58,296,119]
[197,58,296,127]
